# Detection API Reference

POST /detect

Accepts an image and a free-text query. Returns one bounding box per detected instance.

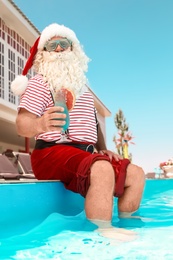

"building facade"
[0,0,111,153]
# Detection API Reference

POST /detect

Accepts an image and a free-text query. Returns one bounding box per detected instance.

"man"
[11,23,145,239]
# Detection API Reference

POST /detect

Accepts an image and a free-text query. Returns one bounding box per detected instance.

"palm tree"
[113,109,134,160]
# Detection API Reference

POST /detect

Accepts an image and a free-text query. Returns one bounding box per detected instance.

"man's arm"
[16,107,66,138]
[95,122,122,161]
[16,108,41,137]
[95,122,107,151]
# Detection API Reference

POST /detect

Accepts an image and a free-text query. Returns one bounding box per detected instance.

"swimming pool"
[0,179,173,259]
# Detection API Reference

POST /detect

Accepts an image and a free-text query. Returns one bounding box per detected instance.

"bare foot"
[119,212,152,221]
[96,227,137,242]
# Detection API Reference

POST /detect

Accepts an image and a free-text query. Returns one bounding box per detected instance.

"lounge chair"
[145,172,156,179]
[0,154,21,180]
[12,152,36,179]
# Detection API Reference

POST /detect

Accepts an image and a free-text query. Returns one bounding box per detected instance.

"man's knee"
[125,164,145,187]
[90,160,115,186]
[91,160,113,175]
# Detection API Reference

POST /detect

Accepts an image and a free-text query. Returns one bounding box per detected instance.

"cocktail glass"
[53,90,72,143]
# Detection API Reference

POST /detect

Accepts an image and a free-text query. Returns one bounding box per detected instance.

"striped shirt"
[18,74,98,144]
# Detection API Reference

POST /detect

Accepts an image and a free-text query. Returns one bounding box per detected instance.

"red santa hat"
[11,23,79,95]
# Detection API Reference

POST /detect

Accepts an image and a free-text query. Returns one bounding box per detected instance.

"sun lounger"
[145,172,156,179]
[0,154,21,180]
[12,152,36,179]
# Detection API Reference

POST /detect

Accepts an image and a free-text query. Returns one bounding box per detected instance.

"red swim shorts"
[31,145,130,198]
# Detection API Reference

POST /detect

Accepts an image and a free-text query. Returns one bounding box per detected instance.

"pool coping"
[0,177,173,184]
[0,179,61,184]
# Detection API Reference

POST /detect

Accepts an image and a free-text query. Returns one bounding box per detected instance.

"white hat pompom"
[11,75,28,96]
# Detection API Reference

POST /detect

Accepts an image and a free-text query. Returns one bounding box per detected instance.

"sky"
[13,0,173,173]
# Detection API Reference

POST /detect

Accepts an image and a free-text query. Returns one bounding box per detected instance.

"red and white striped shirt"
[18,74,98,144]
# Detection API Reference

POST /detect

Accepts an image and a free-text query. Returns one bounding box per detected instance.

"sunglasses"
[44,38,72,52]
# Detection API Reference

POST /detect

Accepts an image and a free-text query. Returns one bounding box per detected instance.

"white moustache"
[43,50,74,62]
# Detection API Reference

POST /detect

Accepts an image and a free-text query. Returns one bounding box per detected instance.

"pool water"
[0,180,173,260]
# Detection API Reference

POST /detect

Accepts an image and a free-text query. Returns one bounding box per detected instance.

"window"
[0,17,35,105]
[8,49,15,104]
[0,42,4,99]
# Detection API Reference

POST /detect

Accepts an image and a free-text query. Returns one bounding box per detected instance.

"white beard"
[36,50,88,98]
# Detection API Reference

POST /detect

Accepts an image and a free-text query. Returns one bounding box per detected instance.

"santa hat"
[11,23,79,95]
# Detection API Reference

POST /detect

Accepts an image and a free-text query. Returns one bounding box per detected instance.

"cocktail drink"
[53,89,74,142]
[54,90,70,131]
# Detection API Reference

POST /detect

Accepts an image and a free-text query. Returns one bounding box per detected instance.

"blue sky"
[13,0,173,173]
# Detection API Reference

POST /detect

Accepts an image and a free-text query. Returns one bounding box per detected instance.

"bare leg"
[118,164,145,217]
[85,160,114,221]
[85,160,136,241]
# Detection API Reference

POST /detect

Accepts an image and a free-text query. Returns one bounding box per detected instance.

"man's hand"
[16,107,67,137]
[39,106,66,132]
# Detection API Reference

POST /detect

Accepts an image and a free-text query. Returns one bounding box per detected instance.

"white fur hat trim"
[11,75,28,95]
[38,23,79,50]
